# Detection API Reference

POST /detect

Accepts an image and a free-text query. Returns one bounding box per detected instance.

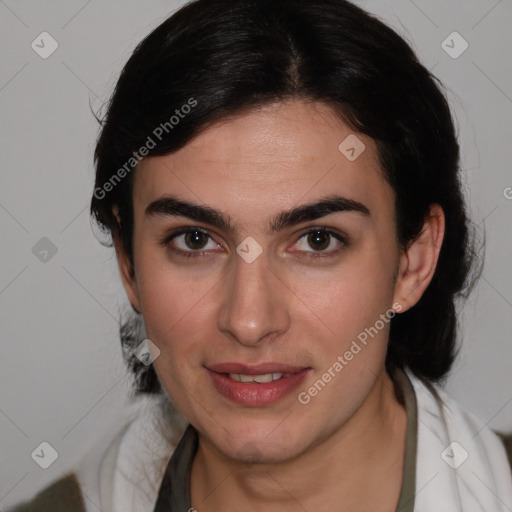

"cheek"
[138,272,219,353]
[294,246,396,342]
[297,255,397,403]
[133,240,221,352]
[136,264,221,410]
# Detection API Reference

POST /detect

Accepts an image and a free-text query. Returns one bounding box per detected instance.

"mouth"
[205,362,310,406]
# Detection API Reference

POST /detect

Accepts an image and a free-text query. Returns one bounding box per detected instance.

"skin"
[114,99,445,511]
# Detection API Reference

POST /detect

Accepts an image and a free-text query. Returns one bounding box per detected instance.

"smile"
[205,363,310,406]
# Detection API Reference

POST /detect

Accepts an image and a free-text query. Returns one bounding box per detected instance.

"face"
[120,99,407,463]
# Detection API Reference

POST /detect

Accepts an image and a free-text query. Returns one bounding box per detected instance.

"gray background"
[1,0,511,507]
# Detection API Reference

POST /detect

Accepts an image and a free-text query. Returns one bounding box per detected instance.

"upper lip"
[207,362,309,375]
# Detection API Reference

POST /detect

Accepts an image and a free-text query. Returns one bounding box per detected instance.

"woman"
[11,0,512,510]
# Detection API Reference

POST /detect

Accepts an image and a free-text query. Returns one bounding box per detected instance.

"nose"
[217,250,290,347]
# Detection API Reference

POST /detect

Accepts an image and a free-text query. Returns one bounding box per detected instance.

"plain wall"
[1,0,511,507]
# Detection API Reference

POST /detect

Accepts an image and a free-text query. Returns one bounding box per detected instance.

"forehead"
[133,100,393,229]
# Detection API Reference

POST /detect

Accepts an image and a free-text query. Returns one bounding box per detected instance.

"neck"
[190,369,407,512]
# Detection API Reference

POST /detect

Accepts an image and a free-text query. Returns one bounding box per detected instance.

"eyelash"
[159,227,348,260]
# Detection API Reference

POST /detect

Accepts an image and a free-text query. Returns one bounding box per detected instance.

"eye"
[161,228,222,257]
[292,228,346,255]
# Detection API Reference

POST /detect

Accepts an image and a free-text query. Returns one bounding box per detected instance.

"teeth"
[253,374,273,383]
[228,372,285,383]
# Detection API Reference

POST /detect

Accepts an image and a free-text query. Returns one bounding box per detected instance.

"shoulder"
[405,368,512,510]
[8,394,187,512]
[6,473,86,512]
[6,420,130,512]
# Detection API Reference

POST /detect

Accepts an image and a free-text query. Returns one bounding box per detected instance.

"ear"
[112,206,142,314]
[392,204,445,313]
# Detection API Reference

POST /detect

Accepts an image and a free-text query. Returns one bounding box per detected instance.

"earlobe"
[392,204,445,312]
[112,207,142,314]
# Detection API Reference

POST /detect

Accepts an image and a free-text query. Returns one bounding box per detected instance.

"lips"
[206,362,310,406]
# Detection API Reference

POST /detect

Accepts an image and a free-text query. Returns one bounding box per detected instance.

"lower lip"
[206,368,310,406]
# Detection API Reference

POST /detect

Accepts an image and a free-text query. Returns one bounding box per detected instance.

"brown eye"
[307,230,331,251]
[184,230,209,250]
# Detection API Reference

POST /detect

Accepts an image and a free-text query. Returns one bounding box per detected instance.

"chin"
[228,442,302,465]
[212,421,308,465]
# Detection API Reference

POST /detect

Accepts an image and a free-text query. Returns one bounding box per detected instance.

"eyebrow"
[145,194,370,233]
